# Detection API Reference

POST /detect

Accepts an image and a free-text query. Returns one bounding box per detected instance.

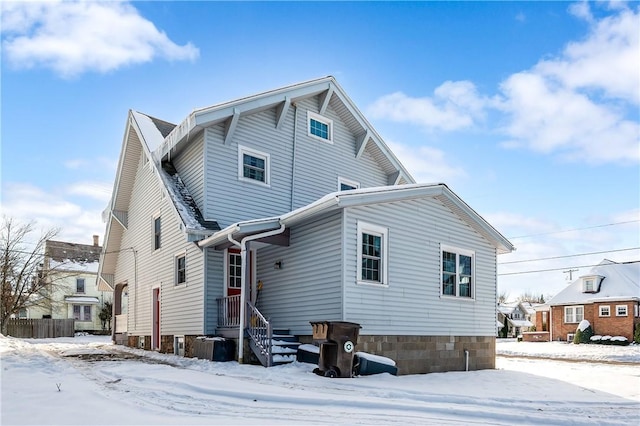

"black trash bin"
[310,321,361,378]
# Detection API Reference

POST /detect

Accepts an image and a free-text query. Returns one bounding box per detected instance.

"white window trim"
[616,304,628,317]
[307,111,333,144]
[174,251,187,287]
[356,221,389,287]
[238,145,270,187]
[76,278,86,294]
[440,244,476,300]
[599,305,610,317]
[564,305,584,323]
[338,177,360,191]
[152,212,161,251]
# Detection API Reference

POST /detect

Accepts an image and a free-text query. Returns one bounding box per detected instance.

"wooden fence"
[6,319,75,338]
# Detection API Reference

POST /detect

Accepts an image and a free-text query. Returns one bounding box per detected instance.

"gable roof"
[198,183,515,254]
[45,239,101,274]
[548,259,640,305]
[155,76,415,185]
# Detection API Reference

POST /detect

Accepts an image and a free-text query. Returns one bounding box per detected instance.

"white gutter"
[226,223,286,364]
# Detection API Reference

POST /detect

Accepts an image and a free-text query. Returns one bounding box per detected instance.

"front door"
[226,249,254,324]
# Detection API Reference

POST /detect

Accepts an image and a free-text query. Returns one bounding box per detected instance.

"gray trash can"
[310,321,361,378]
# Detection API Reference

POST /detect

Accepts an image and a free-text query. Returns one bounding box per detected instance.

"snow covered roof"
[198,183,515,254]
[160,162,220,233]
[548,259,640,306]
[507,319,534,328]
[64,296,100,304]
[46,239,101,273]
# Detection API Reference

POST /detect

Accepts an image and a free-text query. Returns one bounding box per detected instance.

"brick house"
[546,259,639,342]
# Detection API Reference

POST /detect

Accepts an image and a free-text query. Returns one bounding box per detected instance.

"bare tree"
[517,291,546,304]
[0,217,59,333]
[497,290,510,304]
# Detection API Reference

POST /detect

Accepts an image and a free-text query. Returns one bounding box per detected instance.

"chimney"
[93,235,99,246]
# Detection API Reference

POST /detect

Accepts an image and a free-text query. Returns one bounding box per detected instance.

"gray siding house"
[98,76,514,374]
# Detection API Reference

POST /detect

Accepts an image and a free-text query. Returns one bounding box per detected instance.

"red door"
[152,288,160,350]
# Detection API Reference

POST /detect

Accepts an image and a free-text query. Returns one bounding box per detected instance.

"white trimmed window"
[441,246,475,298]
[153,215,161,250]
[616,305,628,316]
[339,177,360,191]
[18,308,28,319]
[228,251,242,289]
[175,252,186,285]
[73,305,92,321]
[564,306,584,323]
[357,221,388,286]
[76,278,85,294]
[238,145,270,186]
[307,111,333,143]
[599,305,610,317]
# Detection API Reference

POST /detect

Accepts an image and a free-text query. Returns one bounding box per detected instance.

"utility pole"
[563,268,579,281]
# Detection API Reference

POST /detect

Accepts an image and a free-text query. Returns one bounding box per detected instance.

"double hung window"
[564,306,584,323]
[357,222,388,286]
[441,246,474,298]
[238,145,270,186]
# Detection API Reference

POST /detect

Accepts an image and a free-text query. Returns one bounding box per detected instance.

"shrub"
[611,336,629,346]
[573,322,594,344]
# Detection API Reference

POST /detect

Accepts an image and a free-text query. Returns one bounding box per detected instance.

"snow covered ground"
[1,335,639,425]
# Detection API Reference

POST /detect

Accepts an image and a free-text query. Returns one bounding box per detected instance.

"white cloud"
[367,81,488,132]
[1,0,199,78]
[386,140,466,183]
[67,182,112,203]
[0,182,105,244]
[498,71,639,164]
[368,4,639,165]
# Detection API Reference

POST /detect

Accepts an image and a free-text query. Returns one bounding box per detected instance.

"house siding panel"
[113,152,204,338]
[255,211,343,335]
[172,132,205,210]
[343,198,497,336]
[203,97,392,227]
[204,248,224,334]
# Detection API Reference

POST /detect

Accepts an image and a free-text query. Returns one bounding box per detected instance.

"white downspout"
[227,223,286,364]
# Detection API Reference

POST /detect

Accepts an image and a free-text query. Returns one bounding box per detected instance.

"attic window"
[581,275,602,293]
[338,177,360,191]
[308,111,333,143]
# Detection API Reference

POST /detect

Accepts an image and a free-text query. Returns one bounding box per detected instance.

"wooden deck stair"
[246,301,301,367]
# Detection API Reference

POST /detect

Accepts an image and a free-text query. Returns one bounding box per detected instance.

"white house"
[98,76,514,374]
[28,236,111,333]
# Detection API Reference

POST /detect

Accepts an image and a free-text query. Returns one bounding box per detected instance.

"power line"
[498,247,640,265]
[507,220,639,239]
[498,260,638,276]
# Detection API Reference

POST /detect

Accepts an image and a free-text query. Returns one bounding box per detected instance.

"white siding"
[254,211,343,335]
[343,198,498,336]
[204,248,224,334]
[114,151,205,337]
[173,132,205,210]
[203,96,391,227]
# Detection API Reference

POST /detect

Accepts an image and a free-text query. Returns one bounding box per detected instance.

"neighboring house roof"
[45,240,101,273]
[507,318,534,328]
[64,296,100,304]
[548,259,640,306]
[198,183,515,254]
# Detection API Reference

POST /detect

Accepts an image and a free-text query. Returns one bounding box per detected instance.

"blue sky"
[1,1,638,300]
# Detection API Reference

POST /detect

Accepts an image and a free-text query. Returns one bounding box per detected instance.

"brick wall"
[552,301,637,341]
[359,335,495,375]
